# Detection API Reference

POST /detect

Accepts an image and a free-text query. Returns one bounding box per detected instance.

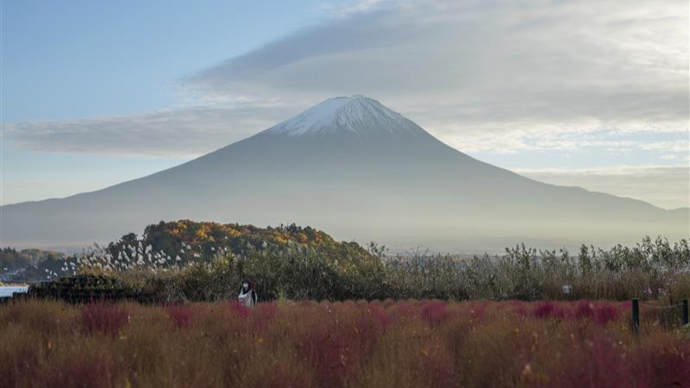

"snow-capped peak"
[264,95,424,138]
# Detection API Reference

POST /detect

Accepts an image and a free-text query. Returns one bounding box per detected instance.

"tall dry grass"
[36,236,684,307]
[27,236,689,304]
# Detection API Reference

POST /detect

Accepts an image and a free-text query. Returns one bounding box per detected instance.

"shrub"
[81,301,130,336]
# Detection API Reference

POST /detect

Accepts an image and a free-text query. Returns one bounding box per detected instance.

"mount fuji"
[3,95,688,252]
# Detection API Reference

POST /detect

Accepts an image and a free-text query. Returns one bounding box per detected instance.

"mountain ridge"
[2,96,687,252]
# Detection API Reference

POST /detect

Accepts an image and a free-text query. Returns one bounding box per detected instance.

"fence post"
[631,298,639,335]
[683,299,689,326]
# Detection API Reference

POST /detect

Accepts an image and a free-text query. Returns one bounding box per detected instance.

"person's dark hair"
[239,279,253,293]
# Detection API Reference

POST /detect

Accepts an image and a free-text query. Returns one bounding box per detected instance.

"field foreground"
[1,299,689,388]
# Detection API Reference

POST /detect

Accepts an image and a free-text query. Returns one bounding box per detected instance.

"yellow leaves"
[195,228,208,241]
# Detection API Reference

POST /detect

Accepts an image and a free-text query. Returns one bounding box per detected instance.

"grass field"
[1,299,688,388]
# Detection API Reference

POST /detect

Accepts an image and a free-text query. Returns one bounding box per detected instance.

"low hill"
[100,220,372,267]
[4,220,375,283]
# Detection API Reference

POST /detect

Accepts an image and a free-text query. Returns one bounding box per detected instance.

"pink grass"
[80,301,129,336]
[2,299,688,388]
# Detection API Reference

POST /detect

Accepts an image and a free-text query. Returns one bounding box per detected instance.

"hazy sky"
[2,0,689,209]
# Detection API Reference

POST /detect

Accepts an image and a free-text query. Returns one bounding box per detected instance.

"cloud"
[5,0,688,160]
[316,0,390,18]
[639,141,690,153]
[516,166,690,210]
[5,102,301,157]
[186,0,688,135]
[440,128,689,157]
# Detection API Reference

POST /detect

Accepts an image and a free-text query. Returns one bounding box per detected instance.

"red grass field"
[1,299,688,387]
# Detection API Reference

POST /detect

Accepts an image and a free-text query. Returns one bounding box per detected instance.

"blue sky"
[5,0,324,121]
[3,0,326,203]
[2,0,689,208]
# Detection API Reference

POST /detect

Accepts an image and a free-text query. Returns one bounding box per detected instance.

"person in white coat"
[238,279,258,307]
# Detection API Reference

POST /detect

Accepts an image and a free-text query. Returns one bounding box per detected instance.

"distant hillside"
[0,248,65,271]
